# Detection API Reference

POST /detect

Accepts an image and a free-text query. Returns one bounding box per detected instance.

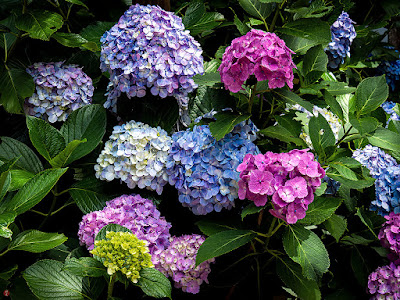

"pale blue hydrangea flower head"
[326,12,356,68]
[24,62,93,123]
[100,4,204,115]
[94,121,172,195]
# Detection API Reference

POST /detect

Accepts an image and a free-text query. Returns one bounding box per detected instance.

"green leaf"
[15,10,63,41]
[192,72,221,86]
[23,259,92,299]
[26,116,65,161]
[324,92,344,121]
[232,10,250,35]
[0,212,16,239]
[9,169,35,191]
[63,257,106,277]
[314,182,327,196]
[341,234,374,246]
[354,76,389,116]
[0,264,17,281]
[3,168,67,215]
[52,32,98,51]
[241,203,264,220]
[281,34,320,55]
[303,45,328,84]
[238,0,274,20]
[283,225,330,280]
[298,197,342,225]
[368,128,400,152]
[94,224,132,242]
[0,171,11,203]
[323,214,347,242]
[60,105,106,164]
[260,125,304,145]
[329,163,358,181]
[135,268,172,299]
[80,22,114,49]
[183,1,206,28]
[8,230,67,253]
[65,0,88,9]
[327,170,375,189]
[276,257,321,300]
[196,220,236,236]
[274,89,314,113]
[286,1,333,20]
[349,115,379,136]
[186,12,224,36]
[0,66,35,114]
[351,247,371,287]
[196,230,256,266]
[208,112,250,141]
[276,19,331,45]
[49,139,87,168]
[0,137,43,174]
[355,208,383,239]
[321,81,356,96]
[308,114,336,156]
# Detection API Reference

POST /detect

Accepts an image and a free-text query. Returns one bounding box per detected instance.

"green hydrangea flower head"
[90,231,154,283]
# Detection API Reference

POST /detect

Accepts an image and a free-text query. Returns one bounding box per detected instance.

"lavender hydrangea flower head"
[100,4,203,114]
[78,194,171,257]
[166,121,259,215]
[94,121,172,195]
[153,234,214,294]
[379,212,400,264]
[367,263,400,299]
[326,12,356,68]
[24,62,93,123]
[218,29,296,93]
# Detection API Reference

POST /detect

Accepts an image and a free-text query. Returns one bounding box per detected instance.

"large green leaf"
[276,19,331,45]
[349,115,379,136]
[16,10,63,40]
[60,105,106,164]
[276,257,321,300]
[368,128,400,152]
[26,117,66,161]
[183,2,224,36]
[323,214,347,242]
[0,171,11,203]
[283,225,330,280]
[23,259,91,300]
[324,91,344,121]
[8,230,67,253]
[52,32,98,52]
[356,208,384,239]
[241,203,264,220]
[260,125,305,146]
[281,34,320,55]
[238,0,274,21]
[0,66,35,114]
[298,197,342,225]
[135,268,172,299]
[2,168,67,215]
[208,112,250,141]
[274,89,314,113]
[193,72,221,86]
[303,45,328,84]
[9,169,35,191]
[49,139,87,168]
[354,76,389,116]
[63,257,106,278]
[196,230,256,266]
[308,114,336,156]
[196,220,236,236]
[0,137,43,174]
[65,0,88,9]
[329,162,358,181]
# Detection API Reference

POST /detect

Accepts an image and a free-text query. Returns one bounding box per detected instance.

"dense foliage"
[0,0,400,299]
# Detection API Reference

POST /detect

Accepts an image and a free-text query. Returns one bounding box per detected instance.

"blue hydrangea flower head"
[166,121,259,215]
[94,121,172,195]
[24,62,93,123]
[381,101,400,126]
[326,12,356,69]
[100,4,204,115]
[377,48,400,91]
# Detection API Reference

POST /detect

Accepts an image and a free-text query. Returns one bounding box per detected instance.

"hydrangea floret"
[78,194,171,256]
[165,121,259,215]
[94,121,171,195]
[153,234,214,294]
[24,62,93,123]
[100,4,203,114]
[367,263,400,299]
[218,29,296,93]
[91,231,153,283]
[379,212,400,264]
[237,149,325,224]
[353,145,400,215]
[326,11,356,68]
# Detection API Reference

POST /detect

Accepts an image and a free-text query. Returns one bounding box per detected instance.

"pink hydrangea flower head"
[379,212,400,264]
[218,29,296,93]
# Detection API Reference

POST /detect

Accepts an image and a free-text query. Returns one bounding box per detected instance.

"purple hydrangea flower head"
[218,29,296,93]
[326,11,356,68]
[238,149,325,224]
[24,62,93,123]
[78,194,171,257]
[100,4,203,115]
[381,101,400,124]
[379,212,400,264]
[353,145,400,215]
[367,263,400,299]
[377,49,400,91]
[94,121,172,195]
[153,234,214,294]
[166,121,259,215]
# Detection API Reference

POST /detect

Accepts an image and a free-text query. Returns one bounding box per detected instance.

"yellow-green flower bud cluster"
[90,231,154,283]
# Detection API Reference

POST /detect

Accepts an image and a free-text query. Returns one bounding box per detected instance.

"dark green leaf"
[232,10,250,35]
[321,81,356,96]
[354,76,389,116]
[238,0,274,20]
[274,89,314,113]
[260,125,305,146]
[324,91,344,121]
[368,128,400,152]
[8,230,67,253]
[64,257,106,277]
[16,10,63,41]
[298,197,342,225]
[281,34,320,55]
[351,247,370,287]
[52,32,98,51]
[65,0,88,9]
[0,171,11,202]
[95,224,132,242]
[349,115,379,136]
[276,19,331,45]
[192,72,221,86]
[196,220,236,236]
[0,264,17,281]
[329,163,358,181]
[183,1,206,28]
[241,203,264,220]
[308,114,336,156]
[135,268,172,299]
[355,208,383,239]
[49,139,86,168]
[9,169,35,191]
[303,45,327,84]
[187,12,224,36]
[323,214,347,242]
[341,234,373,246]
[208,112,250,141]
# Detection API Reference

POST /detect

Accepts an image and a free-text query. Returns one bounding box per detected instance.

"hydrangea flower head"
[218,29,296,92]
[379,212,400,264]
[24,62,93,123]
[237,149,325,224]
[90,231,153,283]
[367,263,400,299]
[100,4,203,114]
[377,49,400,91]
[78,194,171,256]
[94,121,172,195]
[153,234,214,294]
[166,121,259,215]
[381,101,400,123]
[326,12,356,68]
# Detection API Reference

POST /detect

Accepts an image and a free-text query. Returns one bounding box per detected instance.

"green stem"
[335,126,353,146]
[38,185,58,230]
[259,94,264,119]
[270,0,287,32]
[107,273,117,299]
[248,82,258,114]
[0,249,9,257]
[30,210,48,216]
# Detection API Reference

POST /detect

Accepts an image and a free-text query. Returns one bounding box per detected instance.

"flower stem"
[107,273,117,299]
[38,185,58,230]
[248,82,258,114]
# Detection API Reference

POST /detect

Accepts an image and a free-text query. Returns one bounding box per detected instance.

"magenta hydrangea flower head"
[218,29,296,93]
[153,234,214,294]
[78,194,171,257]
[100,4,203,115]
[237,149,325,224]
[367,263,400,299]
[379,212,400,264]
[24,62,93,123]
